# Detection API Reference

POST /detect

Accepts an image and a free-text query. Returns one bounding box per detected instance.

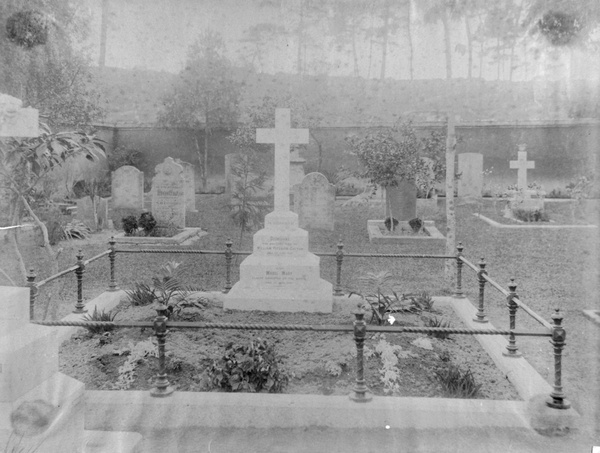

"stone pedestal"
[224,211,332,313]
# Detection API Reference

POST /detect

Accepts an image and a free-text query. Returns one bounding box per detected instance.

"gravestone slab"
[458,153,483,198]
[152,157,186,228]
[225,109,332,313]
[175,159,197,212]
[111,165,144,210]
[293,172,335,230]
[385,179,417,221]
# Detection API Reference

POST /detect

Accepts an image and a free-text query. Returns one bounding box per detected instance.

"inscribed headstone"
[225,109,332,313]
[293,172,335,230]
[385,179,417,221]
[151,157,185,228]
[0,94,38,137]
[458,153,483,198]
[175,159,197,212]
[111,166,144,210]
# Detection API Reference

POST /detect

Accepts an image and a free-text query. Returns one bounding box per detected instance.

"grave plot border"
[112,227,206,245]
[367,219,445,244]
[473,213,598,229]
[27,239,574,426]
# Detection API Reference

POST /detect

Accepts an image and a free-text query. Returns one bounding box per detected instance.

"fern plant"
[81,307,117,334]
[435,364,482,398]
[349,271,420,325]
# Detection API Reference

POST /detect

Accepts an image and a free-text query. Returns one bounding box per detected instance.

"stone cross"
[509,148,535,190]
[256,109,309,212]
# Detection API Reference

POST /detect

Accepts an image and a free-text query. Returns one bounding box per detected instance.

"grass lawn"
[3,194,599,439]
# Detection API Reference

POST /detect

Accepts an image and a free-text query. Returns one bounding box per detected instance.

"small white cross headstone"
[0,93,38,137]
[256,109,309,212]
[509,146,535,190]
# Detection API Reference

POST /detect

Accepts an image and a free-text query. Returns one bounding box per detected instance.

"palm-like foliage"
[148,262,205,319]
[350,271,420,325]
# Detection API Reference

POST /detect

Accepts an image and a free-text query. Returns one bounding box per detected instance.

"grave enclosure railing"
[27,238,570,410]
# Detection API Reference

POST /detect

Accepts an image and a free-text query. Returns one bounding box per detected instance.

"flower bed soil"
[59,294,519,400]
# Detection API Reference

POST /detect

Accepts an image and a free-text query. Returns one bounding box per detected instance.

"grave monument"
[458,153,483,198]
[151,157,186,229]
[224,109,333,313]
[293,172,335,231]
[0,94,38,138]
[508,145,544,212]
[112,165,145,210]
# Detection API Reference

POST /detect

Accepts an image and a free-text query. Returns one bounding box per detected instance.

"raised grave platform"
[367,220,445,244]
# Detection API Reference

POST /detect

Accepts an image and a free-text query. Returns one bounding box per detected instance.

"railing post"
[473,258,488,323]
[150,303,174,397]
[334,237,344,296]
[503,278,522,357]
[107,236,119,291]
[73,250,87,314]
[26,268,37,320]
[454,242,465,298]
[223,238,233,293]
[349,309,372,402]
[546,309,571,409]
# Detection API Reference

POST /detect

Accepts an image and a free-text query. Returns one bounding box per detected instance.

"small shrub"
[138,212,157,235]
[126,282,157,306]
[512,208,549,222]
[208,338,288,393]
[63,220,92,240]
[82,307,117,334]
[424,316,451,340]
[122,215,138,235]
[408,217,423,232]
[412,291,434,311]
[435,364,482,398]
[384,217,399,231]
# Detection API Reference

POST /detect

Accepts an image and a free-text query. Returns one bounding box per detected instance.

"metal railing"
[26,237,570,410]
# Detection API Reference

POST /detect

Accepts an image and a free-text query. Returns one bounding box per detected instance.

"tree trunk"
[20,194,60,276]
[297,0,305,75]
[444,115,457,286]
[406,0,414,80]
[441,8,452,79]
[99,0,109,68]
[465,16,473,79]
[379,0,391,80]
[193,133,206,192]
[351,22,360,77]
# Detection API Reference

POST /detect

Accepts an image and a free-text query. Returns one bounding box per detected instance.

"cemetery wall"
[97,120,599,192]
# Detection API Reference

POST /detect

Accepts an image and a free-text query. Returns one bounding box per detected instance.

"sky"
[77,0,600,82]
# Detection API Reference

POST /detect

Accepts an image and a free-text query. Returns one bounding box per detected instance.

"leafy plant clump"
[81,307,117,334]
[122,215,138,235]
[113,339,158,390]
[208,338,288,393]
[384,217,399,231]
[138,212,157,234]
[435,364,481,398]
[424,316,452,340]
[408,217,423,232]
[125,261,203,318]
[349,271,422,325]
[512,208,549,222]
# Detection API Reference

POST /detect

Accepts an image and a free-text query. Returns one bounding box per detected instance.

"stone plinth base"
[224,211,333,313]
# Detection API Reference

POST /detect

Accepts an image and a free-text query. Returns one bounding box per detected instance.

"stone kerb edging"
[112,228,207,246]
[473,213,598,229]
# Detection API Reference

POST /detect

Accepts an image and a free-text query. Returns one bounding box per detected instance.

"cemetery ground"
[2,194,599,449]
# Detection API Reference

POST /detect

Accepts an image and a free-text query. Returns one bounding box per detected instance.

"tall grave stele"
[224,109,333,313]
[151,157,186,228]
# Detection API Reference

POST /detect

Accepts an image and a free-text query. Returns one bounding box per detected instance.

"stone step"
[83,430,143,453]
